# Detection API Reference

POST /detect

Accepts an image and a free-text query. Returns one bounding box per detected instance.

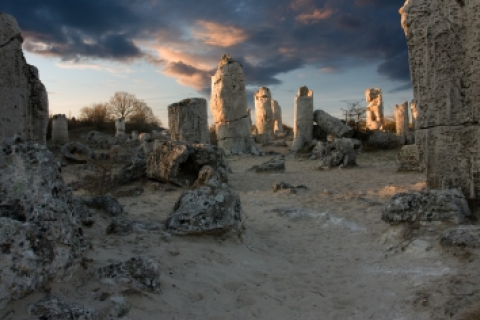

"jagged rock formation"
[271,100,284,134]
[210,54,255,154]
[382,190,471,224]
[0,12,49,144]
[292,86,314,152]
[51,114,69,144]
[115,118,125,137]
[314,110,354,139]
[254,87,274,141]
[365,88,383,130]
[314,138,357,169]
[166,179,244,235]
[400,0,480,198]
[0,136,86,309]
[395,101,409,145]
[146,141,229,187]
[168,98,209,144]
[396,145,421,172]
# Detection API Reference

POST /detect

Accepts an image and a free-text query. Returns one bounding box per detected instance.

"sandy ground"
[2,148,480,320]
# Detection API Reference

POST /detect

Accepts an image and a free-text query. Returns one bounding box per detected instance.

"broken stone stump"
[115,118,126,137]
[51,114,69,144]
[249,155,286,173]
[146,141,229,187]
[165,180,244,235]
[313,110,354,138]
[168,98,210,144]
[382,190,471,225]
[396,145,421,172]
[292,86,313,152]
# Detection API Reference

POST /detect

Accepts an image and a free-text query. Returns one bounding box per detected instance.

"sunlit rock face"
[400,0,480,198]
[365,88,384,130]
[168,98,210,144]
[210,54,254,154]
[0,12,48,144]
[292,86,313,152]
[395,101,409,145]
[254,87,273,142]
[271,100,284,134]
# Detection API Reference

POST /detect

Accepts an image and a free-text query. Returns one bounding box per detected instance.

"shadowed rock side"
[440,226,480,249]
[0,136,86,309]
[396,145,421,172]
[400,0,480,198]
[28,296,98,320]
[271,100,284,134]
[168,98,210,144]
[51,114,69,145]
[147,141,229,187]
[210,54,255,155]
[315,138,357,169]
[0,12,48,144]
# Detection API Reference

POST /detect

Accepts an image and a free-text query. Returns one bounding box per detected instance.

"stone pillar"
[131,130,139,141]
[292,86,313,152]
[210,54,254,154]
[51,114,69,144]
[168,98,210,144]
[0,13,48,144]
[254,87,273,141]
[115,118,126,137]
[365,88,383,130]
[271,100,283,134]
[400,0,480,197]
[410,99,417,130]
[395,102,409,145]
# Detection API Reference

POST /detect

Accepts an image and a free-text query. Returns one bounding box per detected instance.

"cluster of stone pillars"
[253,87,284,142]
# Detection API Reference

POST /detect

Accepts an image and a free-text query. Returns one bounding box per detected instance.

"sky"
[2,0,412,127]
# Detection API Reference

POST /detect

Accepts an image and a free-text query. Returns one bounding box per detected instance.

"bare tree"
[129,99,161,127]
[79,103,110,128]
[108,91,137,120]
[341,100,366,130]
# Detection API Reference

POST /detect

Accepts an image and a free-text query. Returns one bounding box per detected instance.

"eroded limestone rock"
[395,101,409,145]
[396,145,420,172]
[51,114,69,144]
[249,155,286,173]
[292,86,313,152]
[440,226,480,249]
[147,141,229,187]
[0,137,86,309]
[0,12,49,144]
[28,295,97,320]
[382,190,470,224]
[314,110,354,139]
[365,88,383,130]
[210,54,254,154]
[254,87,273,141]
[271,100,284,134]
[165,180,244,235]
[83,195,123,217]
[315,138,357,169]
[168,98,209,144]
[61,141,94,163]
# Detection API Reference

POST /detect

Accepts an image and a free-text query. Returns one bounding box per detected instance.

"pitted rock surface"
[84,195,123,217]
[396,145,421,172]
[28,295,98,320]
[72,198,95,226]
[95,256,160,291]
[315,138,357,169]
[166,180,244,235]
[382,190,471,224]
[440,226,480,249]
[106,218,163,236]
[249,155,286,173]
[61,141,94,163]
[0,136,86,310]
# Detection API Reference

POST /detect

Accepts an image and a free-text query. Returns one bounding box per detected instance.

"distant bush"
[282,123,293,132]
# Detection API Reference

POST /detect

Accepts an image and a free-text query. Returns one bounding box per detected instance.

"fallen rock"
[313,110,354,138]
[249,155,285,173]
[147,141,229,187]
[114,149,147,184]
[61,141,94,163]
[106,218,163,236]
[72,198,95,227]
[28,295,97,320]
[95,256,160,291]
[0,136,86,309]
[165,180,244,235]
[382,190,471,224]
[84,195,123,216]
[315,138,357,169]
[440,226,480,249]
[193,165,224,188]
[272,181,308,194]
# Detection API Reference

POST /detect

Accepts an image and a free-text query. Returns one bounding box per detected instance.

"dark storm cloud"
[1,0,410,91]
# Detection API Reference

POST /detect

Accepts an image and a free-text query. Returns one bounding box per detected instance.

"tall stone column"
[400,0,480,198]
[115,118,126,137]
[395,101,409,145]
[292,86,313,152]
[365,88,383,130]
[210,54,255,154]
[254,87,273,141]
[168,98,210,144]
[410,99,417,130]
[271,100,284,134]
[51,114,69,144]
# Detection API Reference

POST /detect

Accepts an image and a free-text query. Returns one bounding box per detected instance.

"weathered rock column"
[395,101,409,145]
[210,54,254,154]
[131,130,139,141]
[292,86,313,152]
[410,99,417,130]
[168,98,209,144]
[254,87,273,141]
[51,114,69,144]
[0,12,49,144]
[400,0,480,198]
[271,100,284,134]
[365,88,383,130]
[115,118,126,137]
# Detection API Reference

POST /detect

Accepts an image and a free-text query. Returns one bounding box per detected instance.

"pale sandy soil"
[2,148,480,320]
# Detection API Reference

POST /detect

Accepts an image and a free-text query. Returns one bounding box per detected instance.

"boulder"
[83,195,123,217]
[146,141,229,187]
[165,180,244,235]
[440,226,480,249]
[114,149,147,184]
[0,136,86,309]
[272,181,307,194]
[28,295,97,320]
[313,110,354,138]
[72,198,95,227]
[61,141,94,163]
[249,155,285,173]
[315,138,357,169]
[382,190,471,224]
